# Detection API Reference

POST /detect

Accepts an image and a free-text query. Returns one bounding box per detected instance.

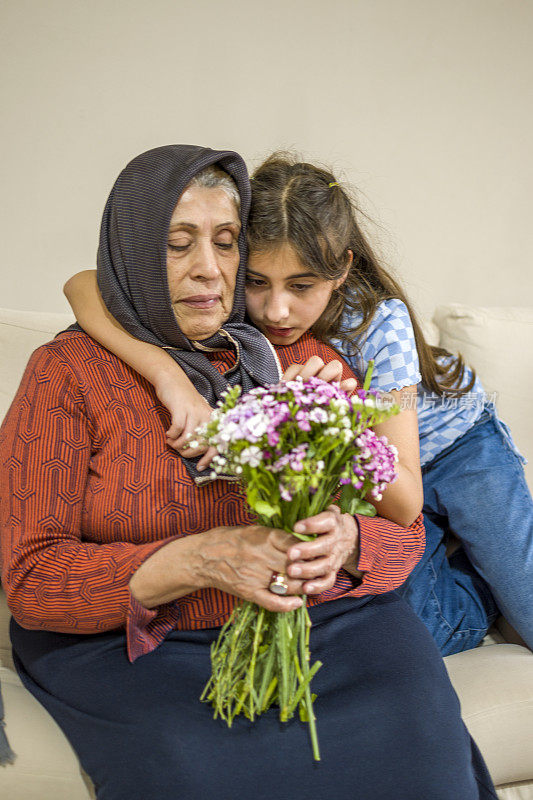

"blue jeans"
[398,405,533,656]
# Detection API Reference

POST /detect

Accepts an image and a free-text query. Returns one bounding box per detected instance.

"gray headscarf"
[87,145,282,480]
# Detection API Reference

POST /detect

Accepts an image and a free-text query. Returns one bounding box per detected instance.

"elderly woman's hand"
[130,512,361,613]
[130,523,307,613]
[285,505,362,594]
[200,524,307,612]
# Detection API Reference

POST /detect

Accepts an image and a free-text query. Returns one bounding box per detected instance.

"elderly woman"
[0,145,496,799]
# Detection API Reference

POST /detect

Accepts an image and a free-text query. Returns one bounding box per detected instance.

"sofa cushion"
[0,667,93,799]
[496,783,533,800]
[433,305,533,489]
[444,644,533,786]
[0,589,13,670]
[0,308,74,424]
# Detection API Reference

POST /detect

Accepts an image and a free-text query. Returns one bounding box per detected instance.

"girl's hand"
[155,370,213,455]
[283,356,357,395]
[285,505,361,594]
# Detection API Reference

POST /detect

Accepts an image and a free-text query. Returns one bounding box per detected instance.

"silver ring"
[269,572,289,595]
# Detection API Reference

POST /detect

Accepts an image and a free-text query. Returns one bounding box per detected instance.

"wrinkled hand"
[283,356,357,395]
[201,525,306,612]
[285,505,361,594]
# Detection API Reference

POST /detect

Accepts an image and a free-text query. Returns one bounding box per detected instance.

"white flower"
[217,420,240,442]
[280,485,293,501]
[316,460,325,471]
[334,398,350,411]
[309,408,328,424]
[239,446,262,467]
[246,414,268,439]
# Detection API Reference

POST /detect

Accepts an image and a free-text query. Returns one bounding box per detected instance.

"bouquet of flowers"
[198,366,399,760]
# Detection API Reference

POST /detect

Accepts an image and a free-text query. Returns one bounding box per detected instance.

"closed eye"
[291,283,314,292]
[245,275,267,287]
[167,240,235,252]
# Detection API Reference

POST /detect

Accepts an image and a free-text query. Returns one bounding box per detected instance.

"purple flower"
[205,376,398,510]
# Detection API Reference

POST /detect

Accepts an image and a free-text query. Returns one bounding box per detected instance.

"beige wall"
[1,0,532,317]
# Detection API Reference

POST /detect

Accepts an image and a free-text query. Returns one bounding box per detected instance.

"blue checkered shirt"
[335,298,524,467]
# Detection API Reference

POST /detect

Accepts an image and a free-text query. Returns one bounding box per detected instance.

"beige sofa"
[0,305,532,799]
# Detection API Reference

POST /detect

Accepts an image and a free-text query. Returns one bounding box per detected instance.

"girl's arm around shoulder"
[64,269,212,450]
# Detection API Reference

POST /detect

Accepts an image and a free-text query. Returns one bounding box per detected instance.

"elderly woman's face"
[166,185,241,340]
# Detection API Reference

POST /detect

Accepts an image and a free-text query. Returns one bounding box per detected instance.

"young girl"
[64,154,533,656]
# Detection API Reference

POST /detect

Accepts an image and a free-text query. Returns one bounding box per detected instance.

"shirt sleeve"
[0,345,179,657]
[343,299,422,392]
[352,512,425,596]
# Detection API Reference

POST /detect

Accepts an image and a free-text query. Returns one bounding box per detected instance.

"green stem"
[363,359,375,391]
[257,631,277,710]
[246,607,264,720]
[262,676,278,710]
[277,613,290,720]
[287,659,322,715]
[300,604,320,761]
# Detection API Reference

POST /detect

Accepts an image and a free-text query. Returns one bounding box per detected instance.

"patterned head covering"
[94,144,282,481]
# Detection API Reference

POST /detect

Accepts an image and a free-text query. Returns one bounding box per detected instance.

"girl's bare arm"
[63,270,212,450]
[370,385,423,527]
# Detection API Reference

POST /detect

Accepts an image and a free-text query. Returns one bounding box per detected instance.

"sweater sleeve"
[0,345,179,653]
[352,512,425,596]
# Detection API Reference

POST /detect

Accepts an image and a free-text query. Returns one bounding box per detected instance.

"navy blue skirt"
[11,593,497,800]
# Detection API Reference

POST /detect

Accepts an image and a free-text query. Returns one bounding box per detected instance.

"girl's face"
[245,243,347,346]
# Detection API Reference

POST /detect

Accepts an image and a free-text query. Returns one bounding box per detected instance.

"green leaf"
[253,499,280,518]
[353,499,377,516]
[247,486,258,507]
[338,483,358,514]
[338,484,377,517]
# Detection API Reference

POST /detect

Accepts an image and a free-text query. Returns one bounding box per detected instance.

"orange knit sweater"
[0,331,424,661]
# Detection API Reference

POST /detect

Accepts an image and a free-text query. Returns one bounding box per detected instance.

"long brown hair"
[248,153,475,395]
